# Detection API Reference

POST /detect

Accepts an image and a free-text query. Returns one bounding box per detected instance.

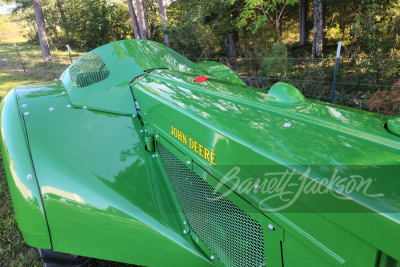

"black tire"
[39,248,92,267]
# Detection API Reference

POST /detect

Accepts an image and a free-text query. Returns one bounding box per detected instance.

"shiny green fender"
[2,39,400,267]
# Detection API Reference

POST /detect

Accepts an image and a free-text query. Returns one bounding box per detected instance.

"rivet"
[49,107,54,111]
[22,104,27,108]
[283,122,292,128]
[186,160,190,165]
[152,154,156,158]
[211,255,215,260]
[183,221,187,225]
[268,224,275,231]
[24,112,29,116]
[66,104,72,108]
[155,135,159,138]
[27,174,32,180]
[83,106,87,109]
[183,229,189,234]
[132,114,136,117]
[254,183,260,191]
[61,91,66,95]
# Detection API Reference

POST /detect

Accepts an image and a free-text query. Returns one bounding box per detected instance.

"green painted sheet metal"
[14,81,214,266]
[0,89,52,249]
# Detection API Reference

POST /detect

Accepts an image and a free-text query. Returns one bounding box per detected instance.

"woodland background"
[0,1,400,266]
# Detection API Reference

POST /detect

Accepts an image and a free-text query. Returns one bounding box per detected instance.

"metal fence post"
[330,41,342,103]
[14,43,25,72]
[67,45,73,64]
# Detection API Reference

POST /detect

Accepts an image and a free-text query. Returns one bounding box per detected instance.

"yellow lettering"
[204,148,210,161]
[189,138,194,149]
[182,134,187,145]
[170,126,174,135]
[178,131,182,142]
[210,152,216,166]
[199,144,203,157]
[194,141,198,153]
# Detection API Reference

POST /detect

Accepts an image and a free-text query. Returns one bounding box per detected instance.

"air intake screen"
[157,142,265,267]
[69,53,110,88]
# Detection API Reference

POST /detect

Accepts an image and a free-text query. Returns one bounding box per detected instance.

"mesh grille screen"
[69,53,110,88]
[157,142,265,267]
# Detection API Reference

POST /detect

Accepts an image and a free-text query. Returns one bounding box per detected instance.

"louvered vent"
[157,142,265,267]
[69,53,110,88]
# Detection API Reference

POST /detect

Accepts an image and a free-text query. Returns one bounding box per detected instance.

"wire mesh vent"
[157,142,265,267]
[69,53,110,88]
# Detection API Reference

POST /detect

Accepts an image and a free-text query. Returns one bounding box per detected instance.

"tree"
[158,0,170,47]
[127,0,140,39]
[135,0,148,39]
[32,0,52,62]
[312,0,323,57]
[299,0,307,45]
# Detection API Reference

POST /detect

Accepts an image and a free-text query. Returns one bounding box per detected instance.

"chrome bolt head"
[155,135,159,138]
[183,229,189,234]
[140,130,143,132]
[61,91,66,95]
[66,104,72,108]
[283,122,292,128]
[183,221,187,225]
[49,107,54,111]
[23,112,29,116]
[27,174,32,180]
[132,114,136,117]
[268,224,275,231]
[83,106,87,109]
[22,104,27,108]
[254,183,260,191]
[211,256,215,260]
[152,154,156,158]
[186,160,190,165]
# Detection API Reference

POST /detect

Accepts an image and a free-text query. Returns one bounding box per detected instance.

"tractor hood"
[59,39,207,115]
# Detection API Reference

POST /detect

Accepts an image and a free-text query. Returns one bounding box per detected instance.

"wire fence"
[2,43,400,115]
[189,55,400,115]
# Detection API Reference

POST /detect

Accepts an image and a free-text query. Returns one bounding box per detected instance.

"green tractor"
[1,39,400,267]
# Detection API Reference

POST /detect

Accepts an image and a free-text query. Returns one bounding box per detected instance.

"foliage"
[367,89,400,115]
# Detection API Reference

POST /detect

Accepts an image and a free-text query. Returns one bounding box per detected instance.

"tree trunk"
[299,0,308,45]
[32,0,52,62]
[53,26,61,45]
[56,0,69,43]
[127,0,140,39]
[312,0,323,58]
[228,33,237,58]
[276,9,282,37]
[135,0,148,39]
[158,0,170,47]
[143,1,151,38]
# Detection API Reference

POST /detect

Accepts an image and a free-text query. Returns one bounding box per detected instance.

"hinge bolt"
[254,183,260,191]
